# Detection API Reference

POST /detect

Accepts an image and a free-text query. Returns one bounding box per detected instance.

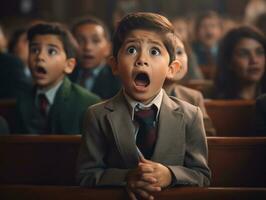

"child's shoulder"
[168,94,198,110]
[166,93,201,121]
[65,78,101,102]
[86,91,124,116]
[71,82,100,100]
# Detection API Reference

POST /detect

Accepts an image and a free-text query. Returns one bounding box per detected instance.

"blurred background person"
[213,26,266,99]
[192,11,223,80]
[0,24,30,99]
[163,34,216,136]
[8,27,32,85]
[172,17,204,82]
[0,24,7,53]
[244,0,266,25]
[70,16,121,99]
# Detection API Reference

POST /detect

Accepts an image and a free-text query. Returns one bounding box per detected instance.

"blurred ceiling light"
[20,0,33,14]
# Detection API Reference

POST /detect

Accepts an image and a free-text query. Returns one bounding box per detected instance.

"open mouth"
[35,66,47,75]
[83,55,95,60]
[134,72,150,87]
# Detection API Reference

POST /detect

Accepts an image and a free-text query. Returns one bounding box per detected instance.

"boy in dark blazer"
[77,12,210,200]
[16,23,100,134]
[70,16,121,99]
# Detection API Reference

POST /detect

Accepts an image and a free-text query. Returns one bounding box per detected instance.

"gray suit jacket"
[77,90,210,187]
[165,84,216,136]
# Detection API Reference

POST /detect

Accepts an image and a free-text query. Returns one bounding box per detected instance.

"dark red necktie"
[80,69,92,87]
[38,94,48,116]
[134,106,157,159]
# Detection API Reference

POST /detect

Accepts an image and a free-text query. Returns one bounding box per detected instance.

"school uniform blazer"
[16,77,101,134]
[77,90,211,187]
[0,53,30,99]
[69,64,121,99]
[165,84,216,136]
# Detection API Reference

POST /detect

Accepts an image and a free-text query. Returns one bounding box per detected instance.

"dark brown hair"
[71,16,110,41]
[27,22,78,59]
[112,12,176,64]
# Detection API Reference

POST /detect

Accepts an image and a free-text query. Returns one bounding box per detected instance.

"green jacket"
[16,77,101,134]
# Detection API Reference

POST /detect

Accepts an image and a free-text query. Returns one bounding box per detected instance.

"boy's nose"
[135,52,148,67]
[84,40,93,51]
[36,50,45,61]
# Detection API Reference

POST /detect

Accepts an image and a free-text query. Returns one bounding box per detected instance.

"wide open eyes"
[150,47,161,56]
[126,45,161,56]
[127,46,137,55]
[48,47,58,56]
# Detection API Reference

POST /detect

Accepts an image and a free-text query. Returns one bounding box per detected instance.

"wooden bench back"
[205,100,256,136]
[0,135,265,187]
[208,137,266,186]
[1,185,265,200]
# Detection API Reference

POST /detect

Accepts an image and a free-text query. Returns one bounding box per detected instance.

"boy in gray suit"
[77,12,210,200]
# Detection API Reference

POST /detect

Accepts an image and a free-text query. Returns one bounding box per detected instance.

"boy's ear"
[166,59,181,79]
[108,56,119,75]
[64,58,76,74]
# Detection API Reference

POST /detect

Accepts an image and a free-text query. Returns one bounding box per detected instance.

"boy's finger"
[139,156,153,164]
[135,188,155,200]
[126,187,138,200]
[141,174,157,183]
[134,180,161,192]
[138,164,154,173]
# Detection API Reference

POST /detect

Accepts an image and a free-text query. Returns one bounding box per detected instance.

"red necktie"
[38,94,48,116]
[134,106,157,159]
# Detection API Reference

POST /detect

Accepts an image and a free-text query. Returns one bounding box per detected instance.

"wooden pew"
[205,100,256,136]
[0,135,80,185]
[208,137,266,187]
[181,79,214,97]
[0,136,266,187]
[0,99,16,132]
[0,185,265,200]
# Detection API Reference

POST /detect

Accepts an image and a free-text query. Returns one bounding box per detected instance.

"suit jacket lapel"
[20,88,36,128]
[105,91,139,168]
[152,91,185,161]
[49,78,71,133]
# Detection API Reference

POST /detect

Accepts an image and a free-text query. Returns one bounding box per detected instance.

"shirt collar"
[123,89,163,121]
[82,62,106,77]
[36,80,63,105]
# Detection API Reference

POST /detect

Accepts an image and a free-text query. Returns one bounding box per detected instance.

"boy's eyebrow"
[29,42,61,49]
[124,37,164,47]
[47,43,61,49]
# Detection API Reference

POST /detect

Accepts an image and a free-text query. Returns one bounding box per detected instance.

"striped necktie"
[134,106,157,159]
[38,94,49,116]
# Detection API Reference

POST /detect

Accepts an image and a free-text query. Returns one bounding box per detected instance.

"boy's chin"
[81,61,99,69]
[34,81,52,90]
[129,92,159,105]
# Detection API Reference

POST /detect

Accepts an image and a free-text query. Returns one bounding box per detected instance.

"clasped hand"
[126,157,172,200]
